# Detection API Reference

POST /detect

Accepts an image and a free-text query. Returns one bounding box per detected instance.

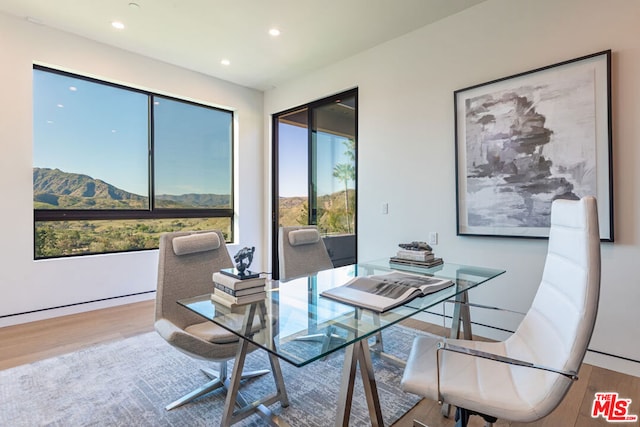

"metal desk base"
[218,290,474,425]
[220,303,290,427]
[336,337,385,427]
[220,302,387,426]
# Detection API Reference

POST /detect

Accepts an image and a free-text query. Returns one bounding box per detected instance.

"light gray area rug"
[0,325,426,426]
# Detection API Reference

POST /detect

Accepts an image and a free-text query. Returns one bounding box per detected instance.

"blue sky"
[278,123,353,198]
[33,69,232,196]
[278,124,308,197]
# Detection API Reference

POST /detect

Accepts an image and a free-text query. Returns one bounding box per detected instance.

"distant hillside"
[278,190,355,234]
[156,193,230,208]
[33,168,230,209]
[278,196,307,226]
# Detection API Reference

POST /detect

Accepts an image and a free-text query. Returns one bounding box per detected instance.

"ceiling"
[0,0,486,91]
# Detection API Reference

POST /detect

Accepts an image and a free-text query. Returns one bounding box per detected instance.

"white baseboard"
[0,292,155,328]
[584,351,640,378]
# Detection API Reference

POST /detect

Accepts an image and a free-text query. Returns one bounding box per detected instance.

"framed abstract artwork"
[454,50,613,241]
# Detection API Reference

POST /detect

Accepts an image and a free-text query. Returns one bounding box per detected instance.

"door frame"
[271,89,358,279]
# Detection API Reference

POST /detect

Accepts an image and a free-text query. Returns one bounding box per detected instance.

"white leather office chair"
[155,230,269,410]
[401,196,601,427]
[278,225,334,281]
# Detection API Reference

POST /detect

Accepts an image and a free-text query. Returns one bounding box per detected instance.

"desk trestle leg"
[220,303,290,427]
[335,338,384,427]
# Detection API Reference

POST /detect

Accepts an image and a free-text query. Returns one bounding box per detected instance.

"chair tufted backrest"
[278,225,333,281]
[504,196,601,413]
[156,230,233,329]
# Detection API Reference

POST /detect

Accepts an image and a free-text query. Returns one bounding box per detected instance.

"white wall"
[265,0,640,376]
[0,13,266,326]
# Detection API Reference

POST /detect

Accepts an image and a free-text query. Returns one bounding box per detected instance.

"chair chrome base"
[293,332,345,343]
[294,325,347,361]
[165,362,270,410]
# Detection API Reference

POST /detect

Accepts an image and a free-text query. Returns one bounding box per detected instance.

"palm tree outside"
[332,139,356,234]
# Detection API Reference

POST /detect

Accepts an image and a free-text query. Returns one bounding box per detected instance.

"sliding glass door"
[272,89,357,278]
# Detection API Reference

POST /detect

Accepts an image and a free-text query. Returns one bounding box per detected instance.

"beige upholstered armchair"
[402,196,601,427]
[278,225,347,349]
[155,230,269,410]
[278,225,334,281]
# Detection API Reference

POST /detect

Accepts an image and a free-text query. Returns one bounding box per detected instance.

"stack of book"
[389,245,444,268]
[211,271,266,308]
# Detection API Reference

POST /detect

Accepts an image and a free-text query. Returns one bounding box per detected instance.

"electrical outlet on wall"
[428,232,438,245]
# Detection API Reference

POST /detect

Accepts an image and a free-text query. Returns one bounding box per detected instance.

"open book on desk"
[320,271,453,312]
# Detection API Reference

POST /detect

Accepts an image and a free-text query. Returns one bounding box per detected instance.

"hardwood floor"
[0,302,637,426]
[0,300,155,371]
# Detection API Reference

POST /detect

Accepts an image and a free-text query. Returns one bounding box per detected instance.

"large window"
[33,66,233,259]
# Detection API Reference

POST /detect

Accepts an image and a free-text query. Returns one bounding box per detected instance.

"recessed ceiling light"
[111,21,125,30]
[69,86,77,91]
[269,28,281,37]
[221,59,231,66]
[57,104,64,108]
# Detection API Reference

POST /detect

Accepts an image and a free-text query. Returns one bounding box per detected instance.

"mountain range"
[33,167,230,209]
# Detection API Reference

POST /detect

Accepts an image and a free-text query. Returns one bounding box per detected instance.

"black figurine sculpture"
[233,246,255,275]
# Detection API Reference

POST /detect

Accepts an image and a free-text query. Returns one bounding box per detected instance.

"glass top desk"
[179,259,505,426]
